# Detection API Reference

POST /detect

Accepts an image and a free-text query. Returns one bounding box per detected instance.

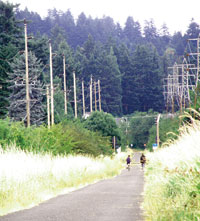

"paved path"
[1,153,144,221]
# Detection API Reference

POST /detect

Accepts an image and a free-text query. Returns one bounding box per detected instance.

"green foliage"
[75,38,122,116]
[8,52,45,125]
[189,85,200,118]
[128,110,156,149]
[3,5,200,120]
[99,47,122,115]
[0,118,112,156]
[145,163,200,220]
[53,76,74,124]
[144,124,200,220]
[0,1,22,117]
[63,120,112,156]
[84,111,121,145]
[147,115,180,149]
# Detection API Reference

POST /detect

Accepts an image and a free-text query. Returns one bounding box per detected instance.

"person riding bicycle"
[126,155,131,170]
[140,153,146,169]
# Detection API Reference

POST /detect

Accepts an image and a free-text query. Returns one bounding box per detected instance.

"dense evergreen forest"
[1,1,200,124]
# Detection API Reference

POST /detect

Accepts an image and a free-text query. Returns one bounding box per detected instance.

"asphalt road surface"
[1,152,144,221]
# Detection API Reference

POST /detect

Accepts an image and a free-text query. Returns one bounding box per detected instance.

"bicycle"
[127,163,131,171]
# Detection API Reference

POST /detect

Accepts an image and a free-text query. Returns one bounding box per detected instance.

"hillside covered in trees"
[1,1,200,123]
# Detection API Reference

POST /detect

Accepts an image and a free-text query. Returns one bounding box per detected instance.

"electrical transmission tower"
[163,60,195,114]
[187,34,200,108]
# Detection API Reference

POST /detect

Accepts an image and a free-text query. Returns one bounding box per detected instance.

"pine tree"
[74,36,102,113]
[75,13,89,47]
[50,24,66,51]
[131,45,164,112]
[123,16,142,49]
[53,40,75,117]
[15,7,43,35]
[171,32,185,56]
[115,44,133,114]
[0,1,22,117]
[59,10,75,48]
[98,47,122,116]
[8,52,45,125]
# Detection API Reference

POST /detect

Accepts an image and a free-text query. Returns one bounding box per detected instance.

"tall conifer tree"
[8,52,45,125]
[0,1,21,117]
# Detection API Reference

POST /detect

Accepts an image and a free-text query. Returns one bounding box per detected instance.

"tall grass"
[143,118,200,220]
[0,145,126,216]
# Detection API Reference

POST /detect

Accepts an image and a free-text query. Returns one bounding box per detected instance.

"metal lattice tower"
[163,60,195,113]
[187,33,200,108]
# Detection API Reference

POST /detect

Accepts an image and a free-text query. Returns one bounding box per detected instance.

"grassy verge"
[0,146,126,216]
[143,120,200,220]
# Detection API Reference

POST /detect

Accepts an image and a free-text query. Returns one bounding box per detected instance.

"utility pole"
[185,60,192,109]
[173,63,179,113]
[63,55,67,115]
[180,64,184,114]
[82,80,85,117]
[113,136,116,152]
[24,19,30,127]
[168,73,175,114]
[49,39,54,125]
[156,114,161,148]
[98,79,101,111]
[94,81,97,111]
[90,75,93,113]
[46,85,50,129]
[73,71,77,118]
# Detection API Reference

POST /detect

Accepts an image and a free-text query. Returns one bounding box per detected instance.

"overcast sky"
[5,0,200,34]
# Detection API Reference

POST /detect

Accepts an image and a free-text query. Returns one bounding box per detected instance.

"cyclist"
[140,153,146,170]
[126,155,131,170]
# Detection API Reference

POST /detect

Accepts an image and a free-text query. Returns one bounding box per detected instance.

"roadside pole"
[24,19,30,127]
[73,71,77,118]
[156,114,161,148]
[113,136,116,152]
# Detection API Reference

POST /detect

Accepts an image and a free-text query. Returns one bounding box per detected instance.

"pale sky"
[5,0,200,34]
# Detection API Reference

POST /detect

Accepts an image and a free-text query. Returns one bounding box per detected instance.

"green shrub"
[0,118,112,156]
[84,111,121,145]
[60,121,112,156]
[147,116,180,150]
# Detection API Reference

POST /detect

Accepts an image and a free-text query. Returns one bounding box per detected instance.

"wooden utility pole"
[46,85,50,129]
[73,71,77,118]
[63,55,67,115]
[90,75,93,113]
[156,114,161,148]
[82,80,85,117]
[98,79,101,111]
[113,136,116,152]
[49,39,54,125]
[24,19,30,127]
[94,81,97,111]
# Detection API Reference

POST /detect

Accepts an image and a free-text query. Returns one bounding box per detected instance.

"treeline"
[15,7,193,56]
[1,1,200,124]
